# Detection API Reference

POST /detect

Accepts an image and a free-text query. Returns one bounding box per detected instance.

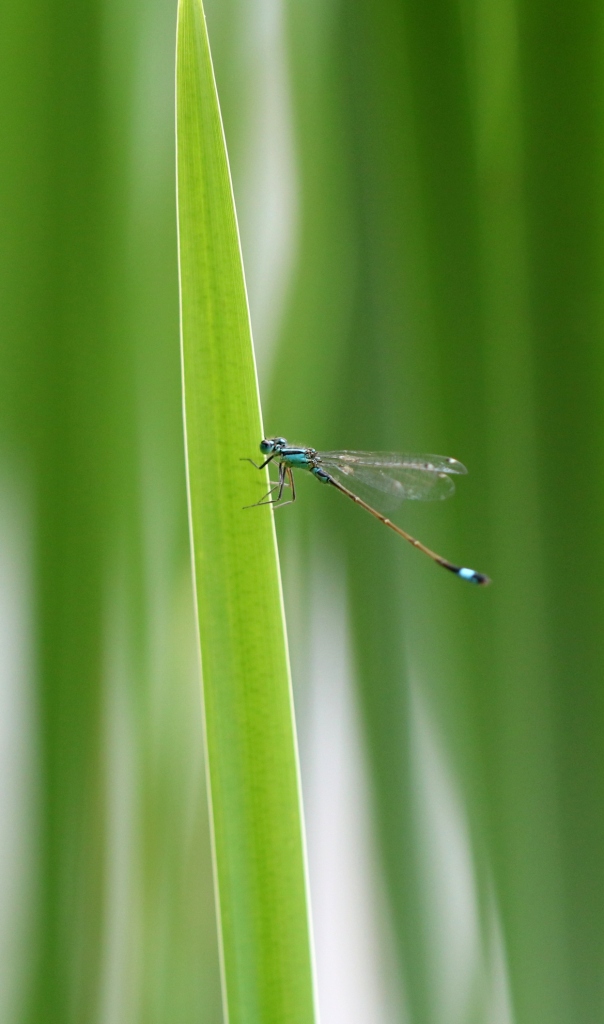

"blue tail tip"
[457,566,491,586]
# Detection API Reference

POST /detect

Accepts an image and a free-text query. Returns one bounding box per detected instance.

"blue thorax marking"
[275,445,330,479]
[281,448,313,469]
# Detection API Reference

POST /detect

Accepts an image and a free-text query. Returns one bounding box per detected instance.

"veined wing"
[317,451,466,506]
[318,451,467,474]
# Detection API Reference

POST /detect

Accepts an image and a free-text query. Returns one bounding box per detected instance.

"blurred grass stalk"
[0,0,222,1019]
[176,1,316,1022]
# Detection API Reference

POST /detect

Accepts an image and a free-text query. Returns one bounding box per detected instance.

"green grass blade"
[175,4,316,1023]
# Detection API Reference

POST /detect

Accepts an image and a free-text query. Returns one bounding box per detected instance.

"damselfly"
[245,437,490,586]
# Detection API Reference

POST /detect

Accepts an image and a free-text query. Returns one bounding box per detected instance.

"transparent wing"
[318,451,467,474]
[317,451,466,508]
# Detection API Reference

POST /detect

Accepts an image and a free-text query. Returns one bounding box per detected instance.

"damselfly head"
[260,437,287,455]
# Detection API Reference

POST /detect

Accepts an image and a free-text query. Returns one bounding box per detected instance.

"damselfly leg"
[243,460,295,509]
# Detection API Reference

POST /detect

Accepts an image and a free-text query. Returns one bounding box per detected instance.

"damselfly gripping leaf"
[244,438,490,585]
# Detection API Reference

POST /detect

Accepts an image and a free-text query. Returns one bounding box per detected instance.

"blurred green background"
[2,0,604,1022]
